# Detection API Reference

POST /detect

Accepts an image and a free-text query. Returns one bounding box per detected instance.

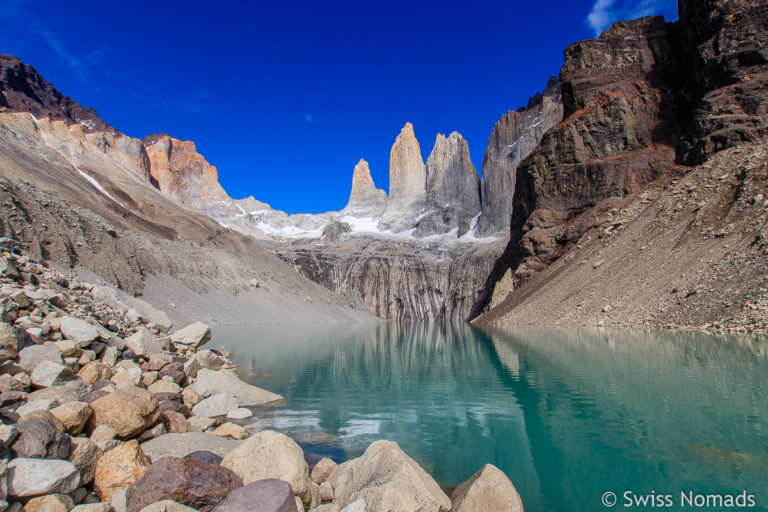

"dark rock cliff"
[474,0,768,319]
[0,54,112,133]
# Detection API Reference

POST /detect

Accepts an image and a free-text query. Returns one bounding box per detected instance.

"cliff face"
[418,132,481,237]
[143,133,229,202]
[476,78,563,236]
[386,122,427,210]
[344,159,387,213]
[477,0,768,330]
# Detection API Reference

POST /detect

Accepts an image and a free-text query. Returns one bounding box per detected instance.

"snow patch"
[77,168,126,208]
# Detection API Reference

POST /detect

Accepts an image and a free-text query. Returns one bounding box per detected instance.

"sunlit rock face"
[386,122,427,211]
[143,134,229,203]
[344,159,387,214]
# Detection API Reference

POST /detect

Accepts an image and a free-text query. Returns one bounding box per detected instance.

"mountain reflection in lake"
[214,323,768,512]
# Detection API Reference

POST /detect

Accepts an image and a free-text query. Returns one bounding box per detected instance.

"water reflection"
[214,323,768,512]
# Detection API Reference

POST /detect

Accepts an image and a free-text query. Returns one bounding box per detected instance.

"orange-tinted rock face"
[144,134,229,202]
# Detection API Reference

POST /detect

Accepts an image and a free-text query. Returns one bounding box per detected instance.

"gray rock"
[0,374,22,392]
[191,392,238,418]
[68,439,102,485]
[27,386,80,404]
[341,500,366,512]
[192,369,282,407]
[184,451,222,465]
[18,344,64,373]
[7,457,80,497]
[140,432,239,462]
[328,440,450,512]
[101,347,118,367]
[123,328,163,358]
[30,360,80,389]
[0,258,20,280]
[59,317,100,347]
[15,398,57,417]
[169,322,210,348]
[194,350,228,371]
[221,430,312,507]
[225,408,251,420]
[211,479,298,512]
[11,413,71,458]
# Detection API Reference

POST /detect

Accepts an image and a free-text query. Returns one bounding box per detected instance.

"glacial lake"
[214,323,768,512]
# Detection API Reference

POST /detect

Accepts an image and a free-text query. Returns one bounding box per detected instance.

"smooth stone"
[328,440,451,512]
[311,458,337,485]
[139,433,239,463]
[169,322,211,348]
[72,504,111,512]
[187,416,216,432]
[7,458,80,497]
[94,440,149,502]
[211,479,298,512]
[193,350,228,371]
[147,381,181,394]
[450,464,523,512]
[59,317,100,347]
[191,392,238,418]
[340,499,366,512]
[314,506,341,512]
[192,369,282,407]
[90,424,118,443]
[87,387,160,439]
[184,450,222,465]
[226,408,251,420]
[319,481,334,502]
[221,430,312,507]
[125,456,242,512]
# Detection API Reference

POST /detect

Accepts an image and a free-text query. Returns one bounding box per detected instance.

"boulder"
[328,440,451,512]
[139,501,197,512]
[212,423,247,440]
[0,322,19,349]
[0,374,22,392]
[211,479,298,512]
[158,411,189,434]
[341,500,366,512]
[101,347,118,367]
[140,432,239,462]
[184,451,222,465]
[123,328,163,358]
[319,482,334,502]
[18,344,64,372]
[77,362,112,385]
[221,430,312,507]
[450,464,523,512]
[88,387,160,439]
[31,360,81,389]
[314,506,341,512]
[194,350,228,371]
[170,322,211,348]
[191,393,238,418]
[226,408,251,420]
[192,369,282,407]
[148,381,181,394]
[187,416,216,432]
[27,386,79,403]
[59,317,100,346]
[22,493,74,512]
[125,456,243,512]
[90,424,118,443]
[311,458,337,484]
[94,440,150,502]
[158,363,185,386]
[16,398,57,416]
[110,367,143,389]
[7,458,80,497]
[181,389,203,409]
[11,413,71,459]
[54,340,80,358]
[68,438,102,485]
[51,401,92,435]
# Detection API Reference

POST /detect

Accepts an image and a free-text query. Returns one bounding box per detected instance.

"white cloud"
[585,0,675,37]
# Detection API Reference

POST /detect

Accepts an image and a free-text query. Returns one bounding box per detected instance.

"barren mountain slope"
[475,140,768,333]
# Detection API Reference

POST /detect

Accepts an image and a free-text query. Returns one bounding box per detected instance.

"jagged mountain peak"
[0,53,112,133]
[345,158,386,212]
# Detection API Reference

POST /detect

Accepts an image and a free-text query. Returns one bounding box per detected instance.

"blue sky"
[1,0,676,213]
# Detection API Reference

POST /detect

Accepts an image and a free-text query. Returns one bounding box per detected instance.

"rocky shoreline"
[0,240,523,512]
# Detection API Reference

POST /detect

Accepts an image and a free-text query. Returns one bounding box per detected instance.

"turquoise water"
[214,323,768,512]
